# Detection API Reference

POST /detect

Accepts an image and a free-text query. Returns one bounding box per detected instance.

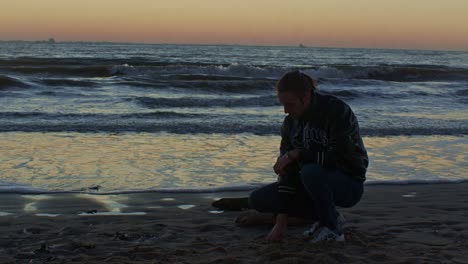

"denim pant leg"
[248,182,316,219]
[300,164,364,230]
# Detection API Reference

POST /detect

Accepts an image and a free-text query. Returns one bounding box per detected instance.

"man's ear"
[302,90,312,104]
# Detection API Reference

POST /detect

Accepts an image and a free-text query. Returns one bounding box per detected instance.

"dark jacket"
[277,92,368,213]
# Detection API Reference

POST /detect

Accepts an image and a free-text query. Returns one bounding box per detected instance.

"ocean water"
[0,42,467,193]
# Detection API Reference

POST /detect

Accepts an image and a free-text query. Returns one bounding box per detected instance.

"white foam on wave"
[213,63,284,78]
[402,192,417,198]
[177,204,196,210]
[0,212,14,216]
[107,63,451,82]
[109,63,286,79]
[108,62,362,80]
[304,67,348,79]
[36,213,60,217]
[78,212,146,216]
[110,64,135,75]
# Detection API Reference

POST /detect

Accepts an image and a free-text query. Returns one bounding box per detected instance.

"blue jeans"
[249,164,364,230]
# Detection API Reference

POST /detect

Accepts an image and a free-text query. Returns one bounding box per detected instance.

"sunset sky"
[1,0,467,50]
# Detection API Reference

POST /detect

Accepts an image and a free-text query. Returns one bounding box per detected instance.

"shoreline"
[1,179,468,196]
[1,182,467,263]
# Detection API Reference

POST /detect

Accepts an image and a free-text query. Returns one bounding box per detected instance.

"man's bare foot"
[212,197,250,211]
[235,210,315,227]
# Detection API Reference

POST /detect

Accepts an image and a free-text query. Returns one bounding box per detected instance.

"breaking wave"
[0,75,29,89]
[0,112,466,136]
[3,66,114,77]
[37,78,100,87]
[134,95,278,108]
[2,57,468,82]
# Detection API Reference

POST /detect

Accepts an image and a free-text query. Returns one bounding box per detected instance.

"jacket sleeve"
[277,118,301,214]
[279,117,293,156]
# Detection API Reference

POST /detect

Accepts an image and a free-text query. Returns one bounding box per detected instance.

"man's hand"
[265,214,288,242]
[273,153,290,176]
[273,150,299,176]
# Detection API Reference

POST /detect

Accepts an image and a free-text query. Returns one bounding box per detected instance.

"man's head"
[276,71,317,119]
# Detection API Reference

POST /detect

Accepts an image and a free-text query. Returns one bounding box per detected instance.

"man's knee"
[300,164,328,187]
[248,183,278,212]
[248,189,260,210]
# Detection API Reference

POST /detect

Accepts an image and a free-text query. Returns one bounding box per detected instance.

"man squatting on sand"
[249,71,369,242]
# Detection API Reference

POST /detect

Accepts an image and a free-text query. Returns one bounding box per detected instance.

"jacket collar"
[302,92,319,119]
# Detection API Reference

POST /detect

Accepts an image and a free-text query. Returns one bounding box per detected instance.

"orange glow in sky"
[1,0,467,50]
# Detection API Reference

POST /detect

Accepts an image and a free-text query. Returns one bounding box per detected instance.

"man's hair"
[276,71,317,97]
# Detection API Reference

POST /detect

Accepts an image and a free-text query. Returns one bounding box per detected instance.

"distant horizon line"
[0,39,466,52]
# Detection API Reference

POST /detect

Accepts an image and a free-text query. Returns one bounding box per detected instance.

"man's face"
[277,91,311,119]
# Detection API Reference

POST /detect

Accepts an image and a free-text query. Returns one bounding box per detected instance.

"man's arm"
[267,118,299,242]
[276,118,300,214]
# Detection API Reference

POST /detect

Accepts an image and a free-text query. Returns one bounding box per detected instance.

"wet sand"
[0,183,467,263]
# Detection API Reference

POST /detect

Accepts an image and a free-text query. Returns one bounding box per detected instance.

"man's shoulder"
[316,92,352,114]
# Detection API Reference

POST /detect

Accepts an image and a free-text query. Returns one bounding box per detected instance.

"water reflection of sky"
[0,132,466,192]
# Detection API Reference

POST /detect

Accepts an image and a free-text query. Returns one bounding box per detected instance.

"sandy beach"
[0,183,467,264]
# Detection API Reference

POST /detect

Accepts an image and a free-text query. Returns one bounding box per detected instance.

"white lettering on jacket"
[302,123,328,149]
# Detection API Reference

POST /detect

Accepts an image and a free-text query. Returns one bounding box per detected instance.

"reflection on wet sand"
[365,136,467,182]
[0,132,466,191]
